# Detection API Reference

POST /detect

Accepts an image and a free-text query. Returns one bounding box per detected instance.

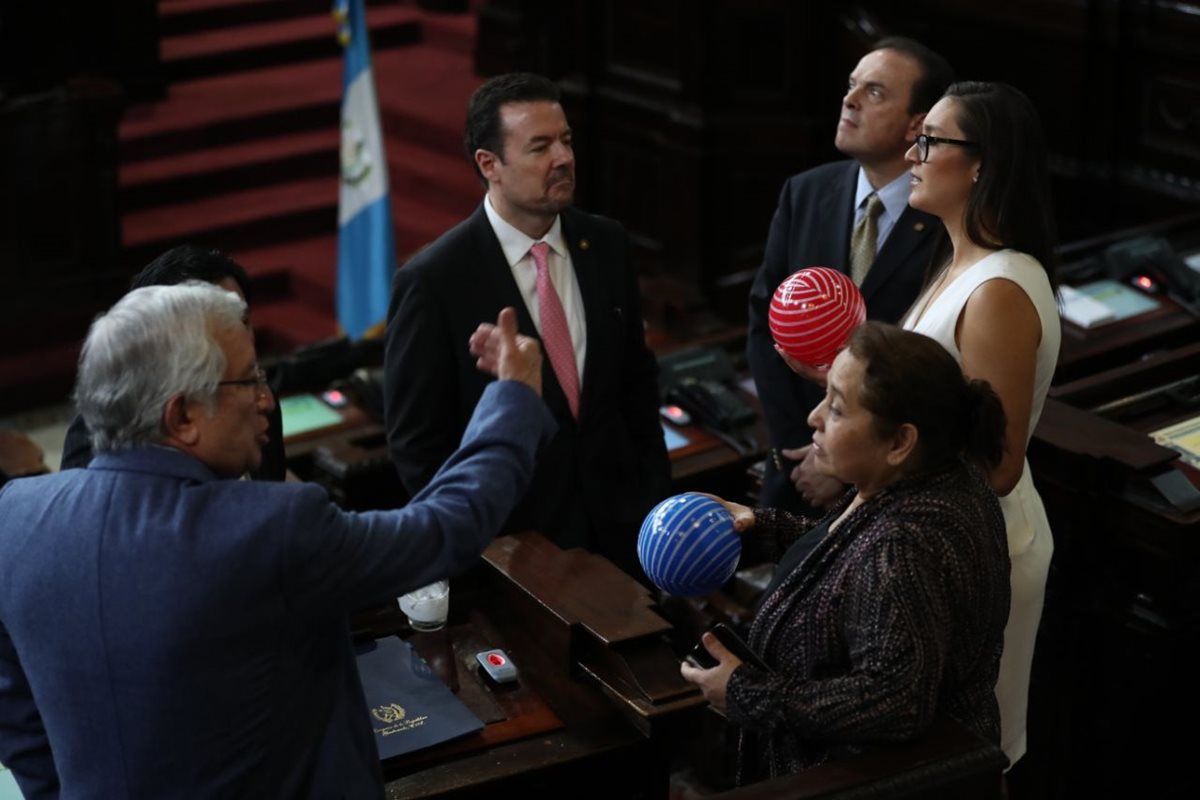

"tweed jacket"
[726,462,1010,784]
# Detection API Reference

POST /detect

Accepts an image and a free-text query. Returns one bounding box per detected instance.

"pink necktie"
[530,242,580,419]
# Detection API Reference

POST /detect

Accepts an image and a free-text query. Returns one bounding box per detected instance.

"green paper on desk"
[279,394,344,437]
[0,763,24,800]
[1073,279,1160,321]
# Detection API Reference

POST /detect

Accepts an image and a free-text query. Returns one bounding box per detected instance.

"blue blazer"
[0,382,553,799]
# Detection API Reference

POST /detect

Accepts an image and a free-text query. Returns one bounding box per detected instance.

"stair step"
[158,0,396,37]
[385,137,481,217]
[122,173,464,270]
[419,8,477,56]
[120,44,476,163]
[375,46,482,157]
[162,6,422,82]
[252,298,340,354]
[120,57,342,162]
[120,128,479,216]
[120,128,340,210]
[234,234,338,313]
[122,174,340,263]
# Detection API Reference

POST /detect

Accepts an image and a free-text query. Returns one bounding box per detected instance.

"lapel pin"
[579,239,590,250]
[914,222,926,232]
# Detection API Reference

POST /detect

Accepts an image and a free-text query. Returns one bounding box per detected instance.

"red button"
[487,653,505,666]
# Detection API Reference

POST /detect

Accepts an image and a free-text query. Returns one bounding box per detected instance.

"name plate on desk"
[355,636,483,759]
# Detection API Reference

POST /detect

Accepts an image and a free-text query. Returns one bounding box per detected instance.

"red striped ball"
[768,267,866,368]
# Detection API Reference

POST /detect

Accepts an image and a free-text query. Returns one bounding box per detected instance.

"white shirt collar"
[484,195,567,266]
[854,167,913,224]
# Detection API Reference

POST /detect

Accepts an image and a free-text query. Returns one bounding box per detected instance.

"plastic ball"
[768,267,866,368]
[637,493,741,597]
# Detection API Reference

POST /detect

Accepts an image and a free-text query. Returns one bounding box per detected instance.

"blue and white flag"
[334,0,396,340]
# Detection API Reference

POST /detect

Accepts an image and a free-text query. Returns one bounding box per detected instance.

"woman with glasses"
[901,81,1061,768]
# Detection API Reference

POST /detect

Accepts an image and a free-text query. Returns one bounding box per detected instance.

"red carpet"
[1,0,483,411]
[126,0,483,351]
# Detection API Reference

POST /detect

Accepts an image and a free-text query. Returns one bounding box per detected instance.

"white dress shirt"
[484,195,587,382]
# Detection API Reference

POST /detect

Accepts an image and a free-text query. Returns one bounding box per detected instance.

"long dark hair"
[926,81,1058,290]
[847,321,1007,474]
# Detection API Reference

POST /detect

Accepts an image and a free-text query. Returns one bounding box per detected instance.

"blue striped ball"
[637,493,741,597]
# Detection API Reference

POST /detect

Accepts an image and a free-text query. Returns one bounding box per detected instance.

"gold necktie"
[848,193,884,286]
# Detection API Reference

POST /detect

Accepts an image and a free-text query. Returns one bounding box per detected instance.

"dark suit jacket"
[384,203,670,578]
[0,382,552,800]
[746,160,941,511]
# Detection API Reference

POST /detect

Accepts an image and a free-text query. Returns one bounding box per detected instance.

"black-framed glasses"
[218,366,268,396]
[915,133,979,163]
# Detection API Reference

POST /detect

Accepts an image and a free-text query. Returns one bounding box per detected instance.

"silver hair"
[75,282,248,452]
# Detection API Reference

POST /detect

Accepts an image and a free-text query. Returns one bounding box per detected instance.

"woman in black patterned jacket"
[682,322,1011,783]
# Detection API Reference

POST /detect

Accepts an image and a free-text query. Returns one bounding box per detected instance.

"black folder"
[355,636,484,759]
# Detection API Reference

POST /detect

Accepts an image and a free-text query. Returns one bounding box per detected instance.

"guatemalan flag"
[333,0,396,340]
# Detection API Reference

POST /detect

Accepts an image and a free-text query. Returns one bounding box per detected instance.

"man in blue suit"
[747,37,954,514]
[0,283,552,799]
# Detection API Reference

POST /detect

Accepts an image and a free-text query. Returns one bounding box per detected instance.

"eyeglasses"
[218,366,269,397]
[915,133,979,163]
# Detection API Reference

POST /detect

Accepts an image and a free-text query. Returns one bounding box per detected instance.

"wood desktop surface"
[376,532,704,798]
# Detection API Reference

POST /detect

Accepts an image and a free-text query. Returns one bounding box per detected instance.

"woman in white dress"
[900,81,1061,767]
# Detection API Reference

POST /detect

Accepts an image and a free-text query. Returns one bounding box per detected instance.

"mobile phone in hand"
[686,623,772,673]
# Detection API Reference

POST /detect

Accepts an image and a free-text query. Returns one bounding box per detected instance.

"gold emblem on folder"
[371,703,407,724]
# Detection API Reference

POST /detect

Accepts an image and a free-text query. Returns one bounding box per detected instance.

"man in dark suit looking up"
[747,38,954,513]
[384,73,670,578]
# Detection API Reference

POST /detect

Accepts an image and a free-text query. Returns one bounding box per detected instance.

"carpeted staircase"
[123,0,482,354]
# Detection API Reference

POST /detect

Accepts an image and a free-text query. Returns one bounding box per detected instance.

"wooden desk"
[1026,338,1200,798]
[1055,211,1200,384]
[281,388,767,507]
[708,716,1004,800]
[372,532,705,798]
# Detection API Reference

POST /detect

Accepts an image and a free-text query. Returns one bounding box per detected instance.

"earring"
[972,174,979,184]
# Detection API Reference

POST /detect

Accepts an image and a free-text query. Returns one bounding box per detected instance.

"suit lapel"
[859,206,937,302]
[815,163,857,273]
[467,206,538,335]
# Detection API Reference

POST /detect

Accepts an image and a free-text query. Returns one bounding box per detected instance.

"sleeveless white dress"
[902,249,1060,765]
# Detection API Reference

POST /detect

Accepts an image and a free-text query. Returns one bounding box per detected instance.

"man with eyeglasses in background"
[746,37,955,514]
[59,244,288,480]
[0,282,552,798]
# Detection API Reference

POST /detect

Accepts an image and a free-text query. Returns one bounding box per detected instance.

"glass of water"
[398,580,450,632]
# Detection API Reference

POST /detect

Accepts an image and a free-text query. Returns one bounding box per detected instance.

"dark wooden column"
[475,0,864,327]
